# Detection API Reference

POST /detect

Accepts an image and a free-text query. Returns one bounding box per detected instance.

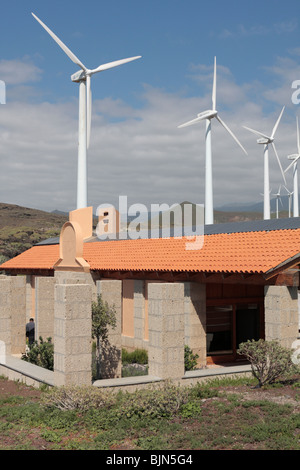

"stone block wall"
[54,272,92,386]
[10,276,26,354]
[148,282,185,379]
[0,275,26,355]
[184,282,206,367]
[264,285,299,349]
[0,276,13,354]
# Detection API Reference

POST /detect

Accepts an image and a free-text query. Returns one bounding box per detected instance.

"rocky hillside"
[0,203,68,262]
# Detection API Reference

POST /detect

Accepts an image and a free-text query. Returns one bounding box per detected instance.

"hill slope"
[0,203,68,261]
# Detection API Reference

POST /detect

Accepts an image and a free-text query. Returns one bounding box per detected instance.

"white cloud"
[218,20,298,39]
[0,56,299,216]
[261,56,300,107]
[0,58,43,85]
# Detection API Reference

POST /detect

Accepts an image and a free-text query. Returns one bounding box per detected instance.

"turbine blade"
[89,56,141,75]
[216,115,247,154]
[271,106,285,139]
[283,185,290,194]
[212,56,217,111]
[271,142,286,184]
[178,115,206,128]
[284,154,300,173]
[32,13,87,71]
[86,75,92,149]
[243,125,270,141]
[284,159,295,173]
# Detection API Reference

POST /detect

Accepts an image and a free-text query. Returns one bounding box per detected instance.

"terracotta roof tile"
[0,244,59,271]
[1,228,300,274]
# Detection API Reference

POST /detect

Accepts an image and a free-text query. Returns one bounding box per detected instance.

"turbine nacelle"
[178,57,247,156]
[257,137,273,145]
[284,118,300,174]
[243,106,286,186]
[71,70,86,82]
[197,109,218,120]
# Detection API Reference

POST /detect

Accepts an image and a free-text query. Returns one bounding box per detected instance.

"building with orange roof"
[0,206,299,382]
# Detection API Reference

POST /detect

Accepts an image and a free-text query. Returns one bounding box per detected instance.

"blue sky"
[0,0,299,214]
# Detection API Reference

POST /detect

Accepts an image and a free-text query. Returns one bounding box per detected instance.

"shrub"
[42,385,116,411]
[184,345,199,371]
[22,336,54,371]
[121,348,148,365]
[118,381,190,420]
[238,339,299,388]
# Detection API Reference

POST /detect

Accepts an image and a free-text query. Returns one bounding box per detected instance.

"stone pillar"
[148,282,185,379]
[264,285,299,349]
[0,275,26,356]
[11,276,26,355]
[184,282,206,367]
[54,272,92,386]
[0,275,13,355]
[35,276,55,342]
[96,279,122,379]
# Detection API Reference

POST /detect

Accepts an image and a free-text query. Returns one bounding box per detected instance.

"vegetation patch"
[0,374,299,450]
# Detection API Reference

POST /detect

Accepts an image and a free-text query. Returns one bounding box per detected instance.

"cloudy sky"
[0,0,299,216]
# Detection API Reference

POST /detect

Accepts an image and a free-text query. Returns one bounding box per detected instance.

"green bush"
[121,348,148,365]
[22,336,54,371]
[180,401,202,418]
[184,345,199,371]
[117,381,190,420]
[238,339,300,388]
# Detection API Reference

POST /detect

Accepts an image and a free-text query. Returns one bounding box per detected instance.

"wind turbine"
[32,12,141,209]
[272,185,283,219]
[243,106,286,220]
[178,57,247,225]
[284,117,300,217]
[283,186,293,218]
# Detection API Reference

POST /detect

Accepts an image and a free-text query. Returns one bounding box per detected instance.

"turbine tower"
[284,117,300,217]
[272,185,282,219]
[283,186,293,218]
[243,107,286,220]
[178,57,247,225]
[32,13,141,209]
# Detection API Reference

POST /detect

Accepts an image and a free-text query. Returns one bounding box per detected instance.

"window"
[206,302,262,360]
[206,305,233,355]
